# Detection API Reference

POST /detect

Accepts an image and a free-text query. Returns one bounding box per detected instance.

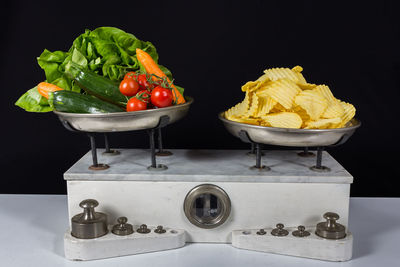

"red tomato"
[151,86,173,108]
[119,78,139,97]
[136,89,151,103]
[124,71,136,80]
[137,74,152,90]
[126,97,147,112]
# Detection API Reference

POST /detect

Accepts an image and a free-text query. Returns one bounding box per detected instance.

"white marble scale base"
[64,226,185,261]
[65,149,353,244]
[232,227,353,262]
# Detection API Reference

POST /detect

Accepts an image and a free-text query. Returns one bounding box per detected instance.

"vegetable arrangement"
[15,27,185,114]
[117,48,185,112]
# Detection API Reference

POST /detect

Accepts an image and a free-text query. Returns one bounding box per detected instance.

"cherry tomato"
[137,89,151,103]
[151,86,173,108]
[124,71,136,80]
[138,74,153,90]
[126,97,147,112]
[119,78,139,97]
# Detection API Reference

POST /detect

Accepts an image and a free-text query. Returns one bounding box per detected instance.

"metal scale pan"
[53,97,193,171]
[218,112,361,171]
[54,97,193,132]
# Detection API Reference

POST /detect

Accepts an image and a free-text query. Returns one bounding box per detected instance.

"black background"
[2,0,399,196]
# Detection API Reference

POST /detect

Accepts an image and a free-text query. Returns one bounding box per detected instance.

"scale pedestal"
[64,149,353,261]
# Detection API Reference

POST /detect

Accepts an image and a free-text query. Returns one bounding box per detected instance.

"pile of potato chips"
[224,66,356,129]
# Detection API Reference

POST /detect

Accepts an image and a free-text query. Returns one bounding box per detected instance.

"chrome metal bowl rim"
[53,97,193,118]
[218,112,361,133]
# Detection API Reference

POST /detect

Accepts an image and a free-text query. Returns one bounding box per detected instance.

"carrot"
[136,48,185,104]
[37,82,63,99]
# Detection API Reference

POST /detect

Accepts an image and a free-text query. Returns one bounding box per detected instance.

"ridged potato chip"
[241,81,258,92]
[225,92,250,118]
[263,66,306,84]
[291,66,308,84]
[294,90,328,120]
[257,79,301,109]
[338,101,356,127]
[292,105,310,126]
[314,85,335,102]
[298,83,317,90]
[322,99,344,119]
[245,93,259,117]
[254,82,271,96]
[228,116,260,125]
[256,73,271,83]
[225,66,356,129]
[292,66,319,90]
[254,80,273,92]
[261,112,303,129]
[260,120,271,127]
[256,96,277,117]
[270,102,287,113]
[305,117,342,129]
[292,66,303,72]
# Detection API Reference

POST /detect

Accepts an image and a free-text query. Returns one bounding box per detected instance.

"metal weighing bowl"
[218,112,361,147]
[54,97,193,132]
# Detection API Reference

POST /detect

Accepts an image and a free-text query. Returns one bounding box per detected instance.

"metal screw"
[137,224,151,234]
[154,225,166,234]
[256,229,266,235]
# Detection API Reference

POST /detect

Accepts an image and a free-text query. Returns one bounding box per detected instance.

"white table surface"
[0,195,399,266]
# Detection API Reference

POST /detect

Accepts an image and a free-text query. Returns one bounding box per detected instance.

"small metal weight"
[256,229,266,235]
[271,223,289,236]
[154,225,166,234]
[292,225,310,237]
[315,212,346,239]
[112,217,134,236]
[71,199,108,239]
[137,224,151,234]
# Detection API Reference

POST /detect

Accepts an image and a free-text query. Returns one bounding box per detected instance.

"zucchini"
[66,62,127,107]
[51,91,123,113]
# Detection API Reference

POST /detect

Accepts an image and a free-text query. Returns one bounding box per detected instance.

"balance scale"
[54,97,360,262]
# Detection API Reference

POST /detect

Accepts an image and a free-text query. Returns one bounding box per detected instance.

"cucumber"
[66,62,127,107]
[51,91,124,113]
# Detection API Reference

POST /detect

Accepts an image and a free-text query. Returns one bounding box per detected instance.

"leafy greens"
[16,27,179,112]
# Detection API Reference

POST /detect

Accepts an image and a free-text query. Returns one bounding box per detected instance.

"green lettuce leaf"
[16,26,183,112]
[15,87,53,112]
[37,50,69,83]
[71,48,88,67]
